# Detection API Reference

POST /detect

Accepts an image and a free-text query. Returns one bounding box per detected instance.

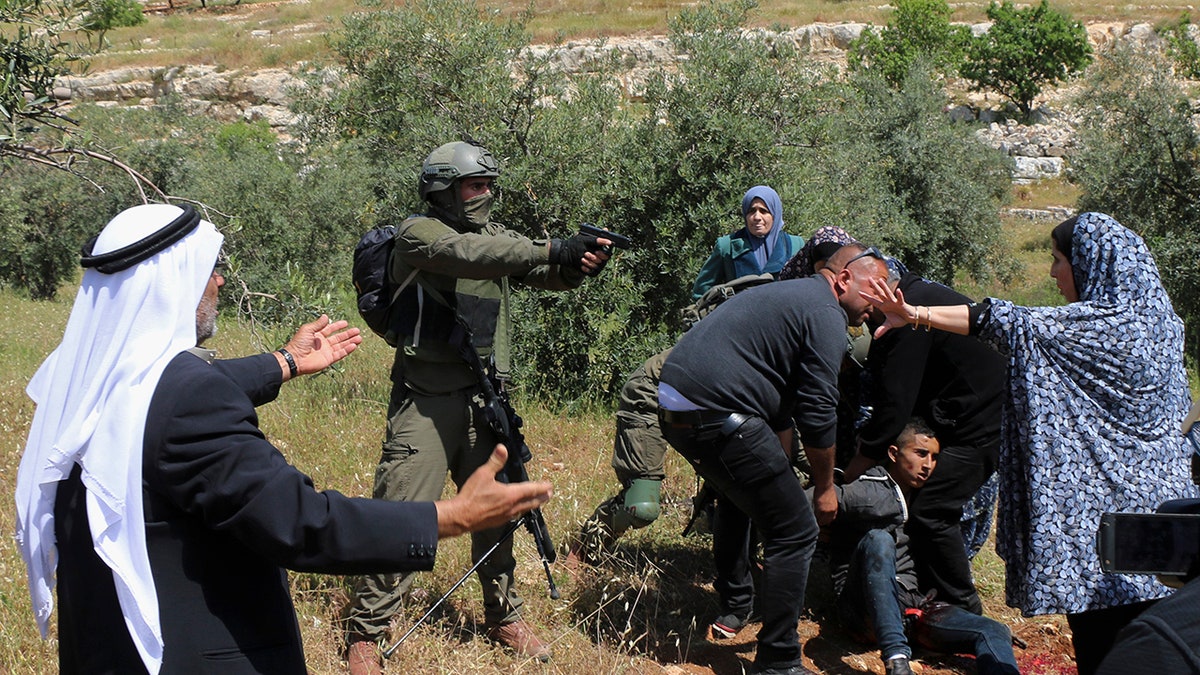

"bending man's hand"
[435,445,553,538]
[280,314,363,379]
[812,484,838,526]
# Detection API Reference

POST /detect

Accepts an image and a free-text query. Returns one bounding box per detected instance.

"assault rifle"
[384,318,559,659]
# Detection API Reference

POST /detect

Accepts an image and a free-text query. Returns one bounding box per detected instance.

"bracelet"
[910,306,920,330]
[923,306,932,332]
[277,348,298,379]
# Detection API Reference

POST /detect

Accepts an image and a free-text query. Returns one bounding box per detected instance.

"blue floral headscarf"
[741,185,785,269]
[981,212,1197,616]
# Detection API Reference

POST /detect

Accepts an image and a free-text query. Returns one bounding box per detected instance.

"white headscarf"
[15,203,223,674]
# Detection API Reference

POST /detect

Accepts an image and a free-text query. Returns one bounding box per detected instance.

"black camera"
[1098,500,1200,588]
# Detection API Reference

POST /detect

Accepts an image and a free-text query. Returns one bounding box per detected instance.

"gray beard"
[195,298,219,345]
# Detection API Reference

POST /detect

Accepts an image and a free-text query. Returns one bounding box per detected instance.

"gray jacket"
[815,466,921,603]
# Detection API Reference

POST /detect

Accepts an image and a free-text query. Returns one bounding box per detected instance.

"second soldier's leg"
[571,349,670,564]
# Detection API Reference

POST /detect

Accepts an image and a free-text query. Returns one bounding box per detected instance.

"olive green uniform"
[575,347,673,560]
[345,213,582,642]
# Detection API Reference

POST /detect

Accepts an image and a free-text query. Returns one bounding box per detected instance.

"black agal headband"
[80,204,202,274]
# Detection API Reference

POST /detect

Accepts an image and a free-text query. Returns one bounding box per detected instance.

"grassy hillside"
[87,0,1198,71]
[3,0,1180,672]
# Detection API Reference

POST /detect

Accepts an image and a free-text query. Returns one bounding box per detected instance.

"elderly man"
[15,202,551,674]
[657,243,891,675]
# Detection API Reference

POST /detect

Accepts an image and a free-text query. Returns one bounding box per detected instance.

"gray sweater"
[660,277,846,445]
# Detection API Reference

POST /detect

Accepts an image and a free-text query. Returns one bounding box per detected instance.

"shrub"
[847,0,971,87]
[1071,47,1200,364]
[82,0,146,30]
[960,0,1092,116]
[839,65,1014,285]
[0,161,122,299]
[0,104,375,324]
[1158,13,1200,79]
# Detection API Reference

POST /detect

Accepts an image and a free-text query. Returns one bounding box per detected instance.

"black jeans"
[663,414,818,671]
[907,440,998,614]
[712,498,755,619]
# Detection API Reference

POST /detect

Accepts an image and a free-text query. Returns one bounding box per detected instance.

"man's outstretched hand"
[279,314,363,379]
[435,445,553,538]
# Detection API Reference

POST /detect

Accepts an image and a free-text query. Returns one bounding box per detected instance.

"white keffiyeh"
[15,203,222,674]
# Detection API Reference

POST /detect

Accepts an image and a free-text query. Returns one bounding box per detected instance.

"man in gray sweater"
[658,243,890,675]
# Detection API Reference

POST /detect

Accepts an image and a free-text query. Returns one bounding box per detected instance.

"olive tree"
[960,0,1092,116]
[299,0,1016,405]
[1071,48,1200,363]
[847,0,971,87]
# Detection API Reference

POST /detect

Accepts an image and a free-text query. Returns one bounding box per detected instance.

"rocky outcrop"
[55,65,308,127]
[50,21,1188,181]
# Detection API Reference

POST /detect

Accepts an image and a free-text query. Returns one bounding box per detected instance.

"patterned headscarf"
[981,212,1197,616]
[779,226,859,280]
[741,185,785,269]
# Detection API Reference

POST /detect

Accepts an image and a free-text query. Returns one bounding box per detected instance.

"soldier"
[344,141,611,673]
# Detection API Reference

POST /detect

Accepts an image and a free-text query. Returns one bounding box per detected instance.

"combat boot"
[485,619,551,662]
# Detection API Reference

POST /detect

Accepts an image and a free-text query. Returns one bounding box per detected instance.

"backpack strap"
[394,268,419,303]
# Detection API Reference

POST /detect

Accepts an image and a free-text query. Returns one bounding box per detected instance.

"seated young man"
[819,418,1020,675]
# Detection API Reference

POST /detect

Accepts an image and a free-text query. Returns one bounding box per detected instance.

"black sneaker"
[885,655,914,675]
[709,612,749,639]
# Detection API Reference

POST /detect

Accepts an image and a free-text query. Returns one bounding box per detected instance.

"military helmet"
[418,141,500,201]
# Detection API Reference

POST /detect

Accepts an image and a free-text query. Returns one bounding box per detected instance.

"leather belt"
[659,408,750,436]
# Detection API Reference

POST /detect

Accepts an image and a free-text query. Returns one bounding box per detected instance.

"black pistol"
[580,222,633,251]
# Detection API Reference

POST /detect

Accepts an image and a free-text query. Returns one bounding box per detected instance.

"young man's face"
[887,433,940,490]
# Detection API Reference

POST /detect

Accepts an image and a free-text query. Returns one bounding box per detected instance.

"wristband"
[277,348,298,379]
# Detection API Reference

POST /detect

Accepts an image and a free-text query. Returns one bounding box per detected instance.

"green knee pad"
[614,479,661,531]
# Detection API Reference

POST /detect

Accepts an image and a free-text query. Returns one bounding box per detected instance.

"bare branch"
[1,142,167,202]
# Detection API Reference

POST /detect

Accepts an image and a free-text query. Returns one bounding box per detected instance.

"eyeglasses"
[844,246,885,267]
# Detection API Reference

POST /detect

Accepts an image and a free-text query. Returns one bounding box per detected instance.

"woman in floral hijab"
[779,225,860,280]
[863,212,1198,674]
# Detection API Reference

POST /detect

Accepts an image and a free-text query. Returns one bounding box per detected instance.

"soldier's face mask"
[463,192,493,227]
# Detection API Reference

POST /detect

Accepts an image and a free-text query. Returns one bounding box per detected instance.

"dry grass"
[1010,178,1082,212]
[73,0,1200,72]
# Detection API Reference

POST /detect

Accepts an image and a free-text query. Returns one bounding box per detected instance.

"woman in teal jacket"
[690,185,803,300]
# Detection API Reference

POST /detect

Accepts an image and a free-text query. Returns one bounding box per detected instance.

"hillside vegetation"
[84,0,1200,71]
